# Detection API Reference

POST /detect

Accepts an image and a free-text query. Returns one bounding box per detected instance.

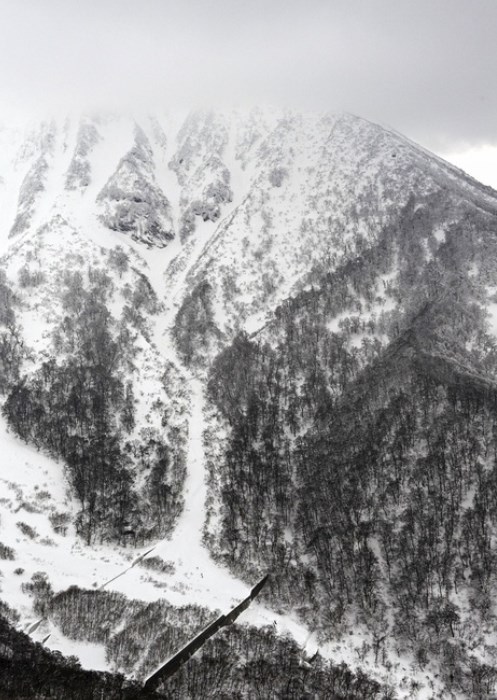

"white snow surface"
[0,109,489,696]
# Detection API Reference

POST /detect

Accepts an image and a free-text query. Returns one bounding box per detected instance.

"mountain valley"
[0,109,497,698]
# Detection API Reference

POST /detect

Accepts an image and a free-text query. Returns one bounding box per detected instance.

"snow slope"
[2,108,495,697]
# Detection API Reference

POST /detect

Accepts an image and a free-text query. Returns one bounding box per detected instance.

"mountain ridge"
[1,109,497,697]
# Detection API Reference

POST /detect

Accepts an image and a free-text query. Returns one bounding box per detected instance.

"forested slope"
[1,110,497,697]
[204,191,497,697]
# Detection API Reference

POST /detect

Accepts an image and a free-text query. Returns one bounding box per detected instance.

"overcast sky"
[0,0,496,185]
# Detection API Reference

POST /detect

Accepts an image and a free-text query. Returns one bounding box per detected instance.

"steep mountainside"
[1,110,497,698]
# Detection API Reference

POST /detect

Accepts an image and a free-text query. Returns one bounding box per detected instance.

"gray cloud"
[0,0,496,150]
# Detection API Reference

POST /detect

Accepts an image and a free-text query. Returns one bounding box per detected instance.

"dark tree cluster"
[0,268,23,394]
[47,586,385,699]
[0,542,15,560]
[0,611,157,699]
[2,267,180,545]
[174,281,223,366]
[205,195,497,694]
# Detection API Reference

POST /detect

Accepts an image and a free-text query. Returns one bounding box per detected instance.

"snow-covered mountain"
[1,109,497,698]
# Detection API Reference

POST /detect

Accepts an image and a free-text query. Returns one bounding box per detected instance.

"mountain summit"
[0,110,497,698]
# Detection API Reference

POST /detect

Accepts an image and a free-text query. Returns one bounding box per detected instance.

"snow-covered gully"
[2,214,396,694]
[0,115,456,696]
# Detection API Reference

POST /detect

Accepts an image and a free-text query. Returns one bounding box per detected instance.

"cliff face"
[0,110,497,697]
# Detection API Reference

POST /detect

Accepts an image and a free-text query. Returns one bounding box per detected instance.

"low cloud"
[0,0,496,152]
